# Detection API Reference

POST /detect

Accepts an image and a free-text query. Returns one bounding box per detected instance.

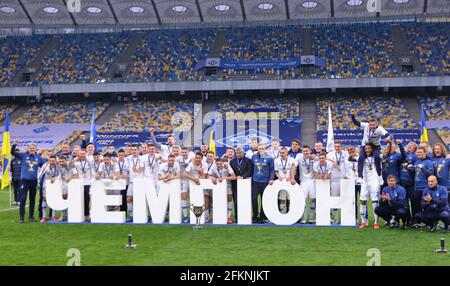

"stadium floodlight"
[215,4,231,12]
[87,6,102,14]
[172,5,188,13]
[346,0,363,6]
[257,3,274,10]
[302,1,318,9]
[43,6,59,14]
[0,6,16,13]
[129,6,145,13]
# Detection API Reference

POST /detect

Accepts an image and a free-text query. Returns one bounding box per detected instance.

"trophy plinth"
[191,204,206,231]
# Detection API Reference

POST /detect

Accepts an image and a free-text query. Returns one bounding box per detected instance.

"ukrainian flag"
[1,113,11,190]
[420,104,428,143]
[209,117,216,157]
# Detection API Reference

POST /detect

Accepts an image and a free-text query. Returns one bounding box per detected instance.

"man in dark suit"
[229,146,253,222]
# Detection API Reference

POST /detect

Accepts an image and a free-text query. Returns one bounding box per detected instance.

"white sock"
[280,202,286,214]
[42,201,47,218]
[333,209,339,222]
[181,200,188,219]
[360,204,368,224]
[310,200,316,221]
[372,202,379,224]
[204,209,209,222]
[127,203,133,218]
[301,206,307,221]
[227,201,233,219]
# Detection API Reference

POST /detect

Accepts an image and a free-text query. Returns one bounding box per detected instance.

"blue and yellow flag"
[209,117,216,157]
[420,104,428,143]
[1,113,11,190]
[89,107,97,149]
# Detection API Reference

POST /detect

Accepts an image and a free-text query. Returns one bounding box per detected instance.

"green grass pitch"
[0,190,449,266]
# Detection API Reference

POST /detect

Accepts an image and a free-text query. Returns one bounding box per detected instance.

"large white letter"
[46,179,84,223]
[237,179,252,225]
[90,180,126,223]
[316,179,356,226]
[158,179,182,224]
[262,180,305,225]
[134,178,169,224]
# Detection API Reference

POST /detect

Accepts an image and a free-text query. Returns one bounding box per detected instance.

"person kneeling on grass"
[375,175,411,228]
[414,175,450,233]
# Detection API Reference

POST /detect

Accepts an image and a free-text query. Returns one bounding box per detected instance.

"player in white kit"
[326,142,349,224]
[183,152,209,221]
[274,147,297,214]
[176,147,193,223]
[126,145,144,222]
[294,146,317,223]
[359,143,381,230]
[208,157,236,223]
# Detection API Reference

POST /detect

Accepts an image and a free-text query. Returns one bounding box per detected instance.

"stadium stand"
[312,23,398,79]
[404,22,450,76]
[0,35,45,86]
[0,104,16,122]
[99,100,196,132]
[417,95,450,147]
[126,29,215,83]
[216,97,300,119]
[316,96,418,130]
[35,32,130,84]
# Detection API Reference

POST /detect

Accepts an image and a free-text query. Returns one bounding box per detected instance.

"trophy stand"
[191,204,206,231]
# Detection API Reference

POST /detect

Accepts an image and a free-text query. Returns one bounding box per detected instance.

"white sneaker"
[378,176,384,186]
[356,177,363,185]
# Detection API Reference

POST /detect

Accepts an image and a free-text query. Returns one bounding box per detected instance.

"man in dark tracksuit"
[10,153,22,205]
[414,175,450,233]
[251,144,275,224]
[375,175,410,227]
[399,141,417,219]
[11,141,47,224]
[412,147,434,225]
[229,146,253,222]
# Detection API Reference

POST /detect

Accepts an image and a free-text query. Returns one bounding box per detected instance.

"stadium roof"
[0,0,449,27]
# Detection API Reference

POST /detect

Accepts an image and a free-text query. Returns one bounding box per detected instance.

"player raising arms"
[359,143,381,230]
[149,128,176,161]
[351,109,391,186]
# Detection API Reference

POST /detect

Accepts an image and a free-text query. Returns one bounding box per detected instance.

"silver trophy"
[190,204,206,231]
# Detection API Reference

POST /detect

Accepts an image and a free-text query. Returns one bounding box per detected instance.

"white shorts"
[300,179,316,199]
[360,180,380,201]
[181,179,189,194]
[127,182,134,196]
[331,180,341,197]
[278,189,289,200]
[62,184,68,195]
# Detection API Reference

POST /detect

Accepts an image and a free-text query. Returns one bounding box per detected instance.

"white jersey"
[313,161,333,176]
[204,161,216,175]
[360,122,388,146]
[74,159,94,186]
[159,144,175,161]
[274,157,297,178]
[141,153,160,178]
[327,151,349,179]
[114,159,130,184]
[97,162,115,179]
[176,155,192,173]
[266,147,281,160]
[91,161,102,178]
[127,155,144,182]
[295,154,316,181]
[345,156,359,179]
[158,162,180,177]
[245,149,258,159]
[363,155,378,182]
[60,165,78,183]
[208,164,234,193]
[185,161,209,178]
